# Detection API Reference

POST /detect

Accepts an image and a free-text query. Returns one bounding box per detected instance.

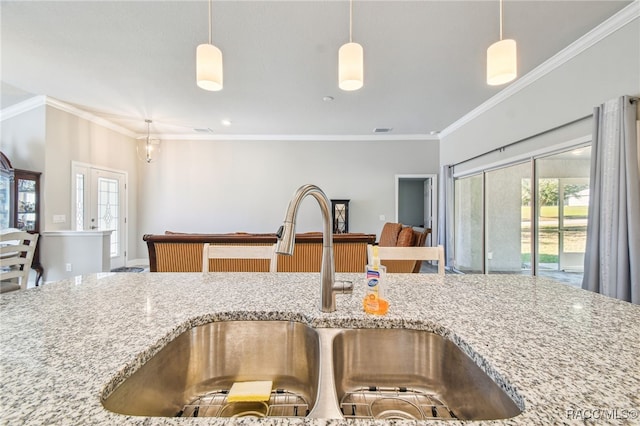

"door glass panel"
[75,174,85,231]
[97,177,119,257]
[454,174,483,273]
[485,162,531,274]
[535,146,591,287]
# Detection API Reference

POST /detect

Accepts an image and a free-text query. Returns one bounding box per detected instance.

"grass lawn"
[521,228,587,262]
[521,253,559,263]
[521,205,588,220]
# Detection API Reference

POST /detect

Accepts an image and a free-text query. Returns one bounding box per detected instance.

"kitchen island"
[1,272,639,425]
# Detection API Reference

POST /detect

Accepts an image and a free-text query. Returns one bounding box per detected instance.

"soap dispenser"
[363,246,389,315]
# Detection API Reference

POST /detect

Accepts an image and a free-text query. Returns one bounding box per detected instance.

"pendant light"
[486,0,517,86]
[137,119,158,164]
[144,120,154,163]
[197,0,223,91]
[339,0,363,91]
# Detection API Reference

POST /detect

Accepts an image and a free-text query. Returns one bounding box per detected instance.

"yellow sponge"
[227,380,273,402]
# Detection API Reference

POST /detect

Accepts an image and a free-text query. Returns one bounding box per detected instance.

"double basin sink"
[102,321,522,421]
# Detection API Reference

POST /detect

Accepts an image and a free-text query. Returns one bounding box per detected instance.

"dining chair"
[367,244,445,275]
[202,243,278,272]
[1,229,40,292]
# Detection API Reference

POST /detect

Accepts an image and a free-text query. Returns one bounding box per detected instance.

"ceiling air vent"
[194,128,214,133]
[373,127,393,133]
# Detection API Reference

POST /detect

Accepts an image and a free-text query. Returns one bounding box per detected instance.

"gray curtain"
[438,165,454,269]
[582,96,640,304]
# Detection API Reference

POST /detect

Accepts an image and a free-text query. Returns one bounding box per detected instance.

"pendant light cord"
[349,0,353,43]
[499,0,503,41]
[145,119,152,144]
[208,0,212,44]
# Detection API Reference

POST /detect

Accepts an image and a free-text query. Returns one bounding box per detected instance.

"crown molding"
[153,133,438,142]
[44,97,138,138]
[2,95,437,142]
[440,0,639,139]
[0,95,47,121]
[1,95,137,138]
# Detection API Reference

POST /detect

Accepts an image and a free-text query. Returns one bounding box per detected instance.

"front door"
[72,163,127,269]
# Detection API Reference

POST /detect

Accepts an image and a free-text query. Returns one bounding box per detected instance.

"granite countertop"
[1,272,639,425]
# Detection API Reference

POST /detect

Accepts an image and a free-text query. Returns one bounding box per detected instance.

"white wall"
[441,17,640,170]
[137,138,439,258]
[0,105,46,172]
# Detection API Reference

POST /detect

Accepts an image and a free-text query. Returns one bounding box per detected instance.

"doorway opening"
[395,174,438,246]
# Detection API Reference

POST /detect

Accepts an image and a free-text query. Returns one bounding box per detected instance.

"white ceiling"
[0,0,633,139]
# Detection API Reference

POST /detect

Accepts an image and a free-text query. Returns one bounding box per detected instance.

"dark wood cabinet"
[0,152,43,285]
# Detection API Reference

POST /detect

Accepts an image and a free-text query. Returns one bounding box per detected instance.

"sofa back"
[144,232,376,273]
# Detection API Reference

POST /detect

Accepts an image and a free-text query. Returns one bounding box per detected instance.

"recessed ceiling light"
[322,96,334,102]
[373,127,393,133]
[194,128,214,133]
[221,119,232,127]
[429,130,440,135]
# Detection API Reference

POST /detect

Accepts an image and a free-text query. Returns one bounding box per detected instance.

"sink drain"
[177,389,309,418]
[340,386,457,420]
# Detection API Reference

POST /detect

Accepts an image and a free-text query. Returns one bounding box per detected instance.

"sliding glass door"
[535,147,591,287]
[485,162,531,274]
[453,145,591,286]
[453,175,483,273]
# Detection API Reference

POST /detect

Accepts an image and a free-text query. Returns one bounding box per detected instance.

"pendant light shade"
[338,0,363,91]
[197,43,223,91]
[339,42,364,91]
[486,0,517,86]
[197,0,223,91]
[487,39,517,86]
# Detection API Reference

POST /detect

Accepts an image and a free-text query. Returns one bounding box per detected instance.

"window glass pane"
[17,178,37,231]
[454,174,483,273]
[0,174,10,229]
[535,146,590,287]
[485,162,531,274]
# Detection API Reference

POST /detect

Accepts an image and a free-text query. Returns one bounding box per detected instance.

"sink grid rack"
[340,386,458,420]
[177,389,309,418]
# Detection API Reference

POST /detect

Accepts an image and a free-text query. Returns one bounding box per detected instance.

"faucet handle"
[333,280,353,294]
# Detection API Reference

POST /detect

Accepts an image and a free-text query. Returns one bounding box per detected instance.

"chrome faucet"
[276,184,352,313]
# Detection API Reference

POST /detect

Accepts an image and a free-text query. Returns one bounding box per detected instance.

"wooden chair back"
[368,244,445,275]
[202,243,277,272]
[1,230,39,291]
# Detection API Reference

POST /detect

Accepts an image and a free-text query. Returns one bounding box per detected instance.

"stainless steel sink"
[331,328,522,421]
[102,321,320,418]
[102,323,522,421]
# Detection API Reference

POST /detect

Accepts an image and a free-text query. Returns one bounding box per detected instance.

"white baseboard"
[127,258,149,267]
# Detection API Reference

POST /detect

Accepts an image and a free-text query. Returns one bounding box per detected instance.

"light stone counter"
[1,272,639,425]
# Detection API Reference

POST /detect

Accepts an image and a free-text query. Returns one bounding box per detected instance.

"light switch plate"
[53,214,66,223]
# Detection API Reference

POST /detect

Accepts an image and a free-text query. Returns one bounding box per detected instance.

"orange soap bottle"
[363,246,389,315]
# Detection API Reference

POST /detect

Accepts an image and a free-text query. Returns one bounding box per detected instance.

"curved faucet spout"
[276,184,337,312]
